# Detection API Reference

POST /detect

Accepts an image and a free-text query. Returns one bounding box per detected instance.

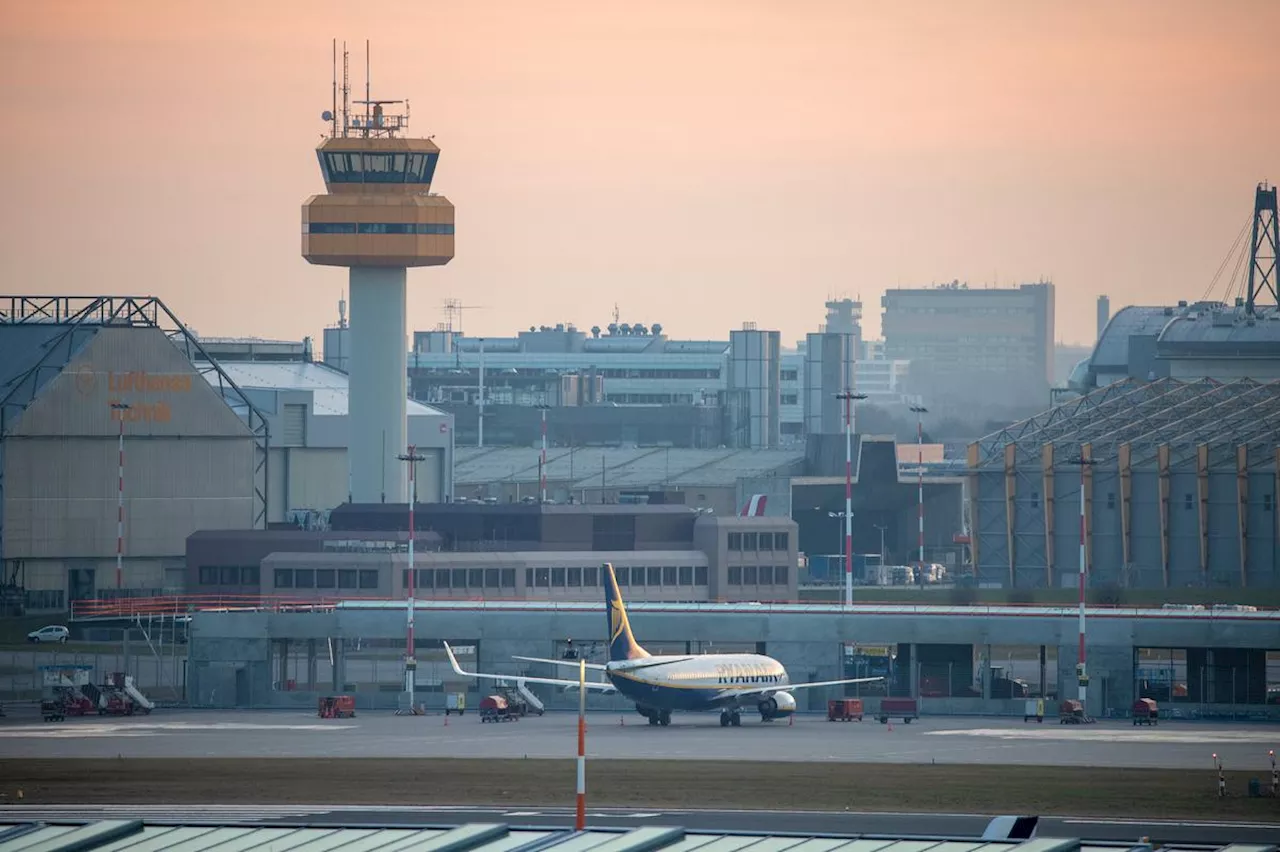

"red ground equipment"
[1132,698,1158,726]
[53,687,94,716]
[479,694,517,723]
[878,697,918,724]
[827,698,864,722]
[1058,699,1093,724]
[318,695,356,718]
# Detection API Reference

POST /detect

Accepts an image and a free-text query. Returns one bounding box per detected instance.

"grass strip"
[2,759,1277,822]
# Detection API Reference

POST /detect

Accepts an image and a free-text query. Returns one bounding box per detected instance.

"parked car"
[27,625,69,644]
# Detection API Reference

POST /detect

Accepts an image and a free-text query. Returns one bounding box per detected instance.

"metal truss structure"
[976,377,1280,470]
[0,296,270,529]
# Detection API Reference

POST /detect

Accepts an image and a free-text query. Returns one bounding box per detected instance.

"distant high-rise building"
[727,326,781,449]
[802,332,857,436]
[881,281,1055,416]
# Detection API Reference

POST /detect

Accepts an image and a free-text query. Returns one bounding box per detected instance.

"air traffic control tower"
[302,46,455,503]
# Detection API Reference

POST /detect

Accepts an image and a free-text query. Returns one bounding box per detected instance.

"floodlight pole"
[1071,454,1098,709]
[110,402,131,591]
[910,405,928,584]
[397,445,426,715]
[835,391,867,606]
[536,403,551,503]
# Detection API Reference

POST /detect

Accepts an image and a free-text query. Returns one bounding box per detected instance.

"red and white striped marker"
[575,657,586,830]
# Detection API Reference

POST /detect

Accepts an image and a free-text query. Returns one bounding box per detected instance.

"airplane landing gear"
[719,710,742,727]
[644,709,672,726]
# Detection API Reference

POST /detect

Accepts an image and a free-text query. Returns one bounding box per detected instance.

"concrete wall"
[188,604,1280,719]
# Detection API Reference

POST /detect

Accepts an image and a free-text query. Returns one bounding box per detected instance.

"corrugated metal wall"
[3,327,256,569]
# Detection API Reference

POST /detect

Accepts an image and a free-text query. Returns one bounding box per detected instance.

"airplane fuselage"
[605,653,791,712]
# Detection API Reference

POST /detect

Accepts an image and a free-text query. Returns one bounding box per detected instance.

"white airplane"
[443,562,883,727]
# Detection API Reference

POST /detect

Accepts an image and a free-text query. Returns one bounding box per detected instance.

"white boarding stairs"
[515,678,544,714]
[123,676,155,711]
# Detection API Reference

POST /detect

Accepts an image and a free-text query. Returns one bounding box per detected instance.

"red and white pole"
[398,445,425,714]
[1077,456,1089,707]
[910,405,927,584]
[111,401,130,592]
[540,407,548,504]
[575,656,586,830]
[917,413,924,574]
[844,393,853,608]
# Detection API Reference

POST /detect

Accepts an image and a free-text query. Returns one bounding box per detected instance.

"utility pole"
[396,445,426,716]
[477,337,485,448]
[910,405,928,585]
[1070,453,1098,711]
[536,403,551,503]
[110,402,131,592]
[873,523,888,567]
[835,391,867,607]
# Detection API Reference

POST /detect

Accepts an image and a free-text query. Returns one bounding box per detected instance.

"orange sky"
[2,0,1277,347]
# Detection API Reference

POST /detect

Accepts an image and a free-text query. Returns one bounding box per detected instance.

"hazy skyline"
[3,0,1277,347]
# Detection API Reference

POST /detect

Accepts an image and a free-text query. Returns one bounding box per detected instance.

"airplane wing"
[512,655,608,671]
[718,675,885,702]
[444,642,617,694]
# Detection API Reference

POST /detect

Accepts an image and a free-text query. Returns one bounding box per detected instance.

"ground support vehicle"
[445,692,466,716]
[878,697,918,724]
[1058,699,1094,724]
[41,698,65,723]
[827,698,864,721]
[1132,698,1158,725]
[318,695,356,718]
[479,694,517,722]
[1023,698,1045,722]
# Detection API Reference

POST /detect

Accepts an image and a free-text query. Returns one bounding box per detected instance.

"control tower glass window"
[320,150,439,185]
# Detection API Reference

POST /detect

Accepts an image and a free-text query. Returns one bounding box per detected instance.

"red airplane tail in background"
[739,494,767,516]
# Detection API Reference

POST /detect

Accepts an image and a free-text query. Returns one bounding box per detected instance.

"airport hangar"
[0,296,452,616]
[969,376,1280,591]
[177,593,1280,719]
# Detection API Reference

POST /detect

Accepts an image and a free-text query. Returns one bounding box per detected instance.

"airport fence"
[0,648,186,705]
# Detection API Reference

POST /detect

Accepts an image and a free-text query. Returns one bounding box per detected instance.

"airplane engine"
[758,691,796,720]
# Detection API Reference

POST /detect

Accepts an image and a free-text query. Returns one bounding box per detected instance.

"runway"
[1,708,1276,769]
[1,804,1277,846]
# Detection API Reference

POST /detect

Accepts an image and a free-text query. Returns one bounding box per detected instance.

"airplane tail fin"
[603,563,649,661]
[740,494,767,516]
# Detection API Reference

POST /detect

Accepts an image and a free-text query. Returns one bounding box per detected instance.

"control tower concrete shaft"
[302,45,455,503]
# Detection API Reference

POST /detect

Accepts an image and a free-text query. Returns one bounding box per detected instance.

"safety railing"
[70,594,1279,621]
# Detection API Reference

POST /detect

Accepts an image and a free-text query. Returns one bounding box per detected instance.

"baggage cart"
[827,698,864,722]
[480,694,516,723]
[878,697,918,724]
[1132,698,1158,726]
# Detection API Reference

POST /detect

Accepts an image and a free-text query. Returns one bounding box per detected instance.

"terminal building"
[185,502,800,604]
[174,594,1280,719]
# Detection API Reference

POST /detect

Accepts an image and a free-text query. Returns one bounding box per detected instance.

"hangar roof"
[0,820,1251,852]
[0,323,100,434]
[1089,306,1171,370]
[975,377,1280,469]
[206,360,446,418]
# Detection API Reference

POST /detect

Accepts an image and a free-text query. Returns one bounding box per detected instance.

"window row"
[198,566,260,586]
[26,589,65,610]
[320,151,439,184]
[306,222,455,235]
[727,565,790,586]
[274,568,380,590]
[727,532,789,551]
[533,564,709,588]
[400,568,518,589]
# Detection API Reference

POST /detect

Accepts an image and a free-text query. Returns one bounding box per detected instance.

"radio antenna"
[330,38,337,138]
[365,39,371,138]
